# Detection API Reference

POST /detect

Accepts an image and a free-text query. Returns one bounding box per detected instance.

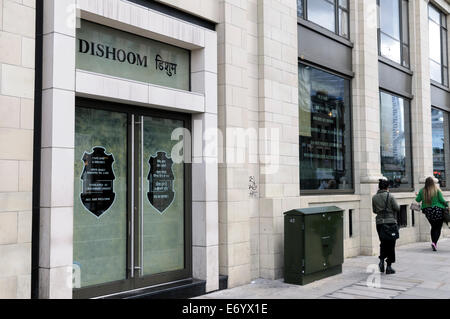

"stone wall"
[0,0,35,299]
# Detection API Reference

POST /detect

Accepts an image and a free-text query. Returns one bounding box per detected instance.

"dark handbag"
[443,207,450,225]
[379,223,400,241]
[378,193,400,241]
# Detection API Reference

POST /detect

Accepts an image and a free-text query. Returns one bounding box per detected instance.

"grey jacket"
[372,190,400,225]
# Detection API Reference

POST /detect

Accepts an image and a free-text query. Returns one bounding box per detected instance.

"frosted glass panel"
[74,107,128,288]
[140,116,185,276]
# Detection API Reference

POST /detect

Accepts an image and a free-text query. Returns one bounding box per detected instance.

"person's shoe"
[378,259,385,273]
[385,265,396,275]
[432,243,437,251]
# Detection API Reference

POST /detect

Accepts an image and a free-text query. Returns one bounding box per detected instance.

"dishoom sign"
[76,20,190,91]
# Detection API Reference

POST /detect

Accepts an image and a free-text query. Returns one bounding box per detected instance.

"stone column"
[39,0,76,299]
[410,0,436,241]
[411,0,433,187]
[350,0,383,256]
[191,28,219,292]
[217,0,252,288]
[257,0,299,280]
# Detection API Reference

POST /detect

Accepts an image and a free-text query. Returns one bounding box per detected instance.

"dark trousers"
[376,224,396,264]
[430,219,444,244]
[423,207,445,244]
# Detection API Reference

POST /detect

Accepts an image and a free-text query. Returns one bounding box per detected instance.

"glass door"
[133,114,191,288]
[73,99,191,299]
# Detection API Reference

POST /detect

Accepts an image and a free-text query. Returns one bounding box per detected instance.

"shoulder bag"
[410,202,421,211]
[443,204,450,225]
[378,193,400,241]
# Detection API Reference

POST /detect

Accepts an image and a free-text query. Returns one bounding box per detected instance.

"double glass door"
[73,99,191,299]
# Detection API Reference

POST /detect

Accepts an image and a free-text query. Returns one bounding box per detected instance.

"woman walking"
[372,179,400,274]
[415,177,448,251]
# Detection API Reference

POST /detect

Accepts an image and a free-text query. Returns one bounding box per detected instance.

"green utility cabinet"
[284,206,344,285]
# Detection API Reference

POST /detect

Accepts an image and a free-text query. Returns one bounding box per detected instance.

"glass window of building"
[377,0,410,67]
[379,91,412,190]
[298,64,353,192]
[432,108,449,188]
[297,0,349,38]
[429,4,448,86]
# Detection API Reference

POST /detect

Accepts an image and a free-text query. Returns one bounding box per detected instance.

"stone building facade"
[0,0,35,299]
[0,0,450,299]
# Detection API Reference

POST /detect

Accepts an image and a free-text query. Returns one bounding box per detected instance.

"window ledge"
[300,190,356,196]
[388,188,415,195]
[378,56,413,76]
[431,80,450,92]
[297,18,353,48]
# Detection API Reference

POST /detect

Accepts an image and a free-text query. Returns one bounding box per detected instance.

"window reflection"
[380,0,400,40]
[307,0,336,33]
[380,92,412,189]
[429,20,442,66]
[380,33,401,64]
[432,108,446,188]
[429,4,448,86]
[299,64,353,191]
[378,0,410,67]
[298,0,349,39]
[297,0,303,18]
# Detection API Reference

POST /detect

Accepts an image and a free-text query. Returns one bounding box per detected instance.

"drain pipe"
[31,0,44,299]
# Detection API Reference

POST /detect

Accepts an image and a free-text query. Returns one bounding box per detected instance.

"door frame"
[73,97,192,299]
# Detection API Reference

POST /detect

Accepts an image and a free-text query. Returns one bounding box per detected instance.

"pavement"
[197,238,450,299]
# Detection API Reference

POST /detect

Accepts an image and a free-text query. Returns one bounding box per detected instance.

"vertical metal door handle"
[130,115,135,278]
[140,116,144,277]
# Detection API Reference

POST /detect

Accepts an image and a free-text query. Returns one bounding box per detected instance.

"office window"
[429,4,448,86]
[380,91,412,190]
[299,64,353,192]
[378,0,410,67]
[297,0,349,38]
[432,108,449,188]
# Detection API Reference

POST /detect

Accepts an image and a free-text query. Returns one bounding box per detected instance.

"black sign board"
[147,151,175,214]
[80,147,116,218]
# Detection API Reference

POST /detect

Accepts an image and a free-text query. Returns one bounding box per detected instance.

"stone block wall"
[0,0,35,299]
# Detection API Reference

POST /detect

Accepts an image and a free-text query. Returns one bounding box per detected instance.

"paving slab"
[354,282,408,292]
[327,292,377,299]
[337,287,395,299]
[197,238,450,299]
[393,294,432,299]
[402,287,450,299]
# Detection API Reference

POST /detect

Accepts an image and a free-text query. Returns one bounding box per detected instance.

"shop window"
[379,91,413,190]
[377,0,410,67]
[297,0,349,38]
[429,4,448,86]
[432,108,450,189]
[299,64,353,193]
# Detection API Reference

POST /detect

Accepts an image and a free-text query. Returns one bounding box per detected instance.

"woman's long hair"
[424,177,438,205]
